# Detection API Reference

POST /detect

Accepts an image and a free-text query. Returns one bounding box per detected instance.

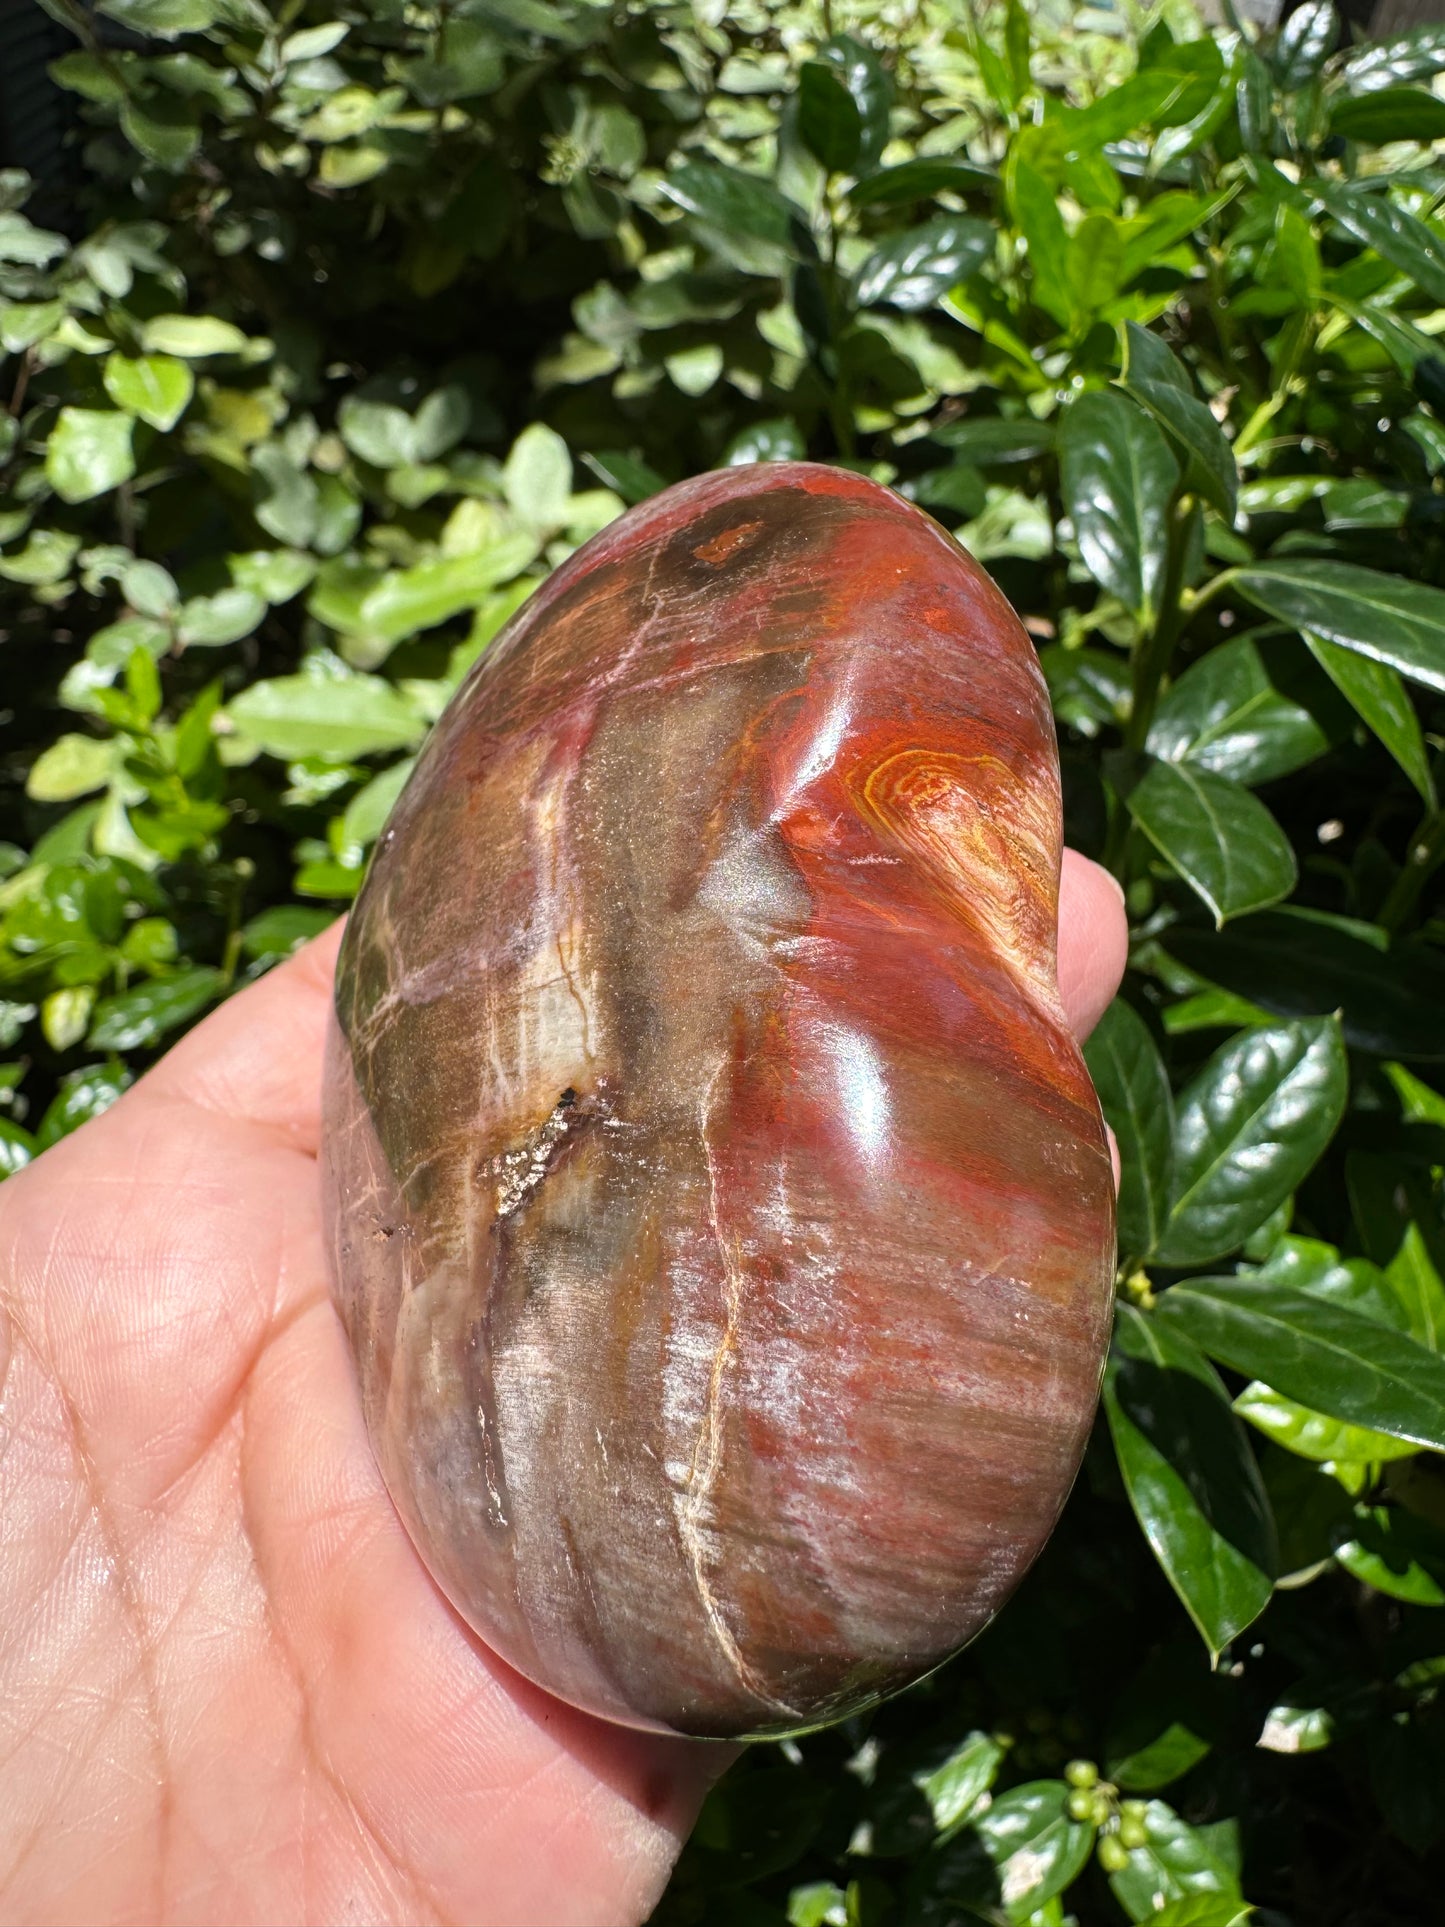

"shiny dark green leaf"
[1157,1277,1445,1452]
[87,968,226,1052]
[1120,324,1237,523]
[1232,558,1445,694]
[659,164,807,251]
[1330,87,1445,143]
[1085,999,1174,1261]
[1334,1506,1445,1605]
[1304,633,1434,803]
[1148,636,1347,787]
[1107,1798,1244,1921]
[1125,760,1296,926]
[817,34,892,168]
[797,62,862,174]
[35,1062,132,1150]
[1106,1307,1275,1660]
[1059,390,1178,624]
[854,217,994,311]
[1343,24,1445,94]
[1041,644,1130,738]
[1314,180,1445,305]
[847,157,998,206]
[1166,909,1445,1061]
[1158,1018,1346,1266]
[581,449,666,502]
[1270,0,1337,92]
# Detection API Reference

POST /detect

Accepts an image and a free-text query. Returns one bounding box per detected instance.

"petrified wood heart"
[321,461,1116,1739]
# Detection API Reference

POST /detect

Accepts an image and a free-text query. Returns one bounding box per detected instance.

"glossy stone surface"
[321,462,1116,1739]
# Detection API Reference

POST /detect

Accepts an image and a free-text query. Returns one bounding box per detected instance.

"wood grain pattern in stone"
[321,461,1116,1739]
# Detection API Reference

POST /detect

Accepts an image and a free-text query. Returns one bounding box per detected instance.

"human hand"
[0,850,1125,1927]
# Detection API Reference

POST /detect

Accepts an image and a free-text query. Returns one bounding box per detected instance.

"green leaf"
[1125,760,1297,926]
[580,450,666,502]
[0,529,80,586]
[228,671,427,762]
[1330,87,1445,144]
[1149,1897,1252,1927]
[1231,559,1445,696]
[1270,0,1337,91]
[87,967,226,1051]
[869,1729,1004,1855]
[1233,1383,1419,1465]
[660,163,806,251]
[1119,324,1237,523]
[35,1063,131,1149]
[503,422,573,529]
[1148,636,1345,788]
[854,217,994,311]
[46,408,135,505]
[1010,159,1071,330]
[1314,180,1445,305]
[932,417,1054,462]
[102,353,193,432]
[26,734,115,803]
[1084,999,1174,1261]
[1106,1307,1274,1661]
[341,758,414,848]
[1334,1506,1445,1605]
[1059,390,1179,625]
[816,34,892,168]
[139,314,251,359]
[722,420,807,467]
[1167,907,1445,1061]
[347,539,540,651]
[1107,1798,1244,1921]
[98,0,217,34]
[177,588,265,648]
[1156,1278,1445,1453]
[1157,1018,1346,1266]
[1343,24,1445,94]
[0,1117,37,1178]
[847,158,997,207]
[797,61,862,174]
[1041,644,1130,737]
[1304,633,1434,803]
[241,906,334,966]
[969,1782,1094,1920]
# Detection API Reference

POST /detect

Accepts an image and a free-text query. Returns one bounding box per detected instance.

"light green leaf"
[46,408,135,505]
[503,423,573,530]
[1233,558,1445,695]
[102,353,193,431]
[140,314,251,359]
[228,671,427,763]
[1119,323,1236,523]
[27,734,116,803]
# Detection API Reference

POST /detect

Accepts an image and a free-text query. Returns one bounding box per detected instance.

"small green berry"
[1098,1835,1131,1874]
[1119,1815,1149,1850]
[1064,1758,1098,1789]
[1067,1789,1095,1821]
[1089,1792,1113,1827]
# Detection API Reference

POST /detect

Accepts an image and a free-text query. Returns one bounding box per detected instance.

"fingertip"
[1058,850,1129,1042]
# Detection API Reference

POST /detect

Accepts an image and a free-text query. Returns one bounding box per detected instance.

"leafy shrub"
[5,0,1445,1917]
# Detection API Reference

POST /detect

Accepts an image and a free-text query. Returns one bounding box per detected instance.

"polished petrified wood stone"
[321,462,1115,1739]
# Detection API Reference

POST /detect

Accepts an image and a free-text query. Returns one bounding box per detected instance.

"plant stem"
[1379,804,1445,935]
[1125,498,1200,754]
[1102,498,1206,876]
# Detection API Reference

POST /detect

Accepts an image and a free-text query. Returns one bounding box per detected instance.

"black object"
[0,0,82,230]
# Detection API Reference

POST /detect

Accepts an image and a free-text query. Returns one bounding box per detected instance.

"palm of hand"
[0,855,1124,1926]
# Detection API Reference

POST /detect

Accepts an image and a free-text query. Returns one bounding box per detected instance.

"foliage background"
[6,0,1445,1918]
